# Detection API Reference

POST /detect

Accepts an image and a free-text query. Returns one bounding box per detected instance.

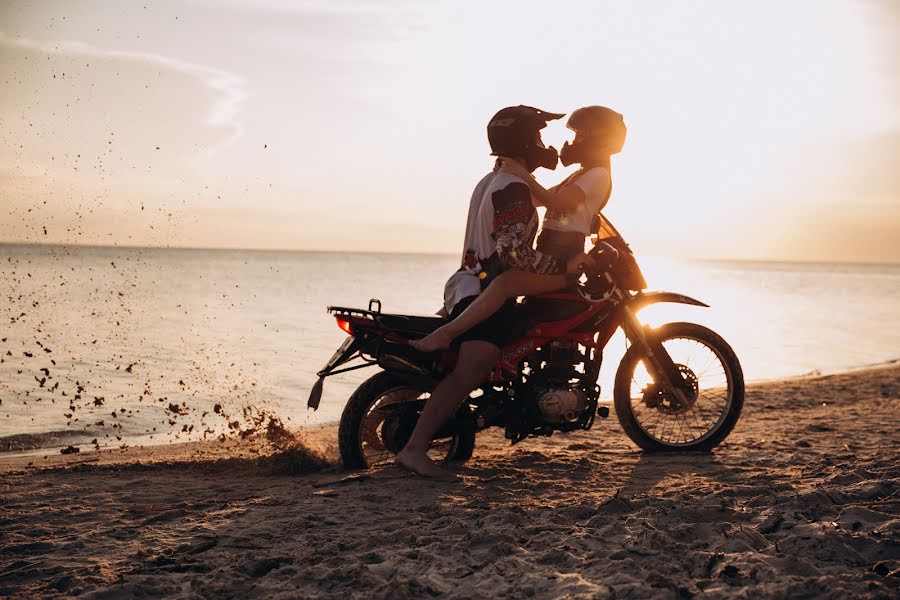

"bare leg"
[395,340,500,478]
[411,282,512,352]
[411,271,568,352]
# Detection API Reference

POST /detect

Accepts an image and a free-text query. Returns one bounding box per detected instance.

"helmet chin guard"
[529,145,559,171]
[559,141,580,167]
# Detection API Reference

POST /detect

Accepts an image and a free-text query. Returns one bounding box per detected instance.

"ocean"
[2,243,898,455]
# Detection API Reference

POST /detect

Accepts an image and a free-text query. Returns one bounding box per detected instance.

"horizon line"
[1,240,898,268]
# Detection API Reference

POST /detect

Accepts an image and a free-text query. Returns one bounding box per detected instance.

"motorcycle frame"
[307,285,708,411]
[491,284,707,387]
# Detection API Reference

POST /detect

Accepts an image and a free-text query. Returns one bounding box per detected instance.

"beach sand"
[1,365,898,599]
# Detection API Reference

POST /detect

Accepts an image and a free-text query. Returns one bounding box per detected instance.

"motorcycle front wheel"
[338,371,476,469]
[614,321,744,452]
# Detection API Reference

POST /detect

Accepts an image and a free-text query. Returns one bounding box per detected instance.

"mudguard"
[307,336,362,410]
[307,338,438,411]
[624,291,709,313]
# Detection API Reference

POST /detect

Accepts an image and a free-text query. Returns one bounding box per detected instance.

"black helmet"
[560,106,627,167]
[487,105,564,171]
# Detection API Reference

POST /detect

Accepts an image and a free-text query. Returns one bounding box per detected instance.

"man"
[396,106,594,478]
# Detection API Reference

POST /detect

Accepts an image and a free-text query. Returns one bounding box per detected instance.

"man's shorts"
[448,295,526,350]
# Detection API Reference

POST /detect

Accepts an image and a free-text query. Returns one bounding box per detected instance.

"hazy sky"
[1,0,898,262]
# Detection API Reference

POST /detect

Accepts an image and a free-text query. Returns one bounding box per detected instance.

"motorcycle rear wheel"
[338,371,476,469]
[614,321,744,452]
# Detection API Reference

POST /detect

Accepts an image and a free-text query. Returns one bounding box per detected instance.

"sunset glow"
[1,0,898,262]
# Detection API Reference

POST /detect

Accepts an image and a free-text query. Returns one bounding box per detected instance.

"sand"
[1,365,898,599]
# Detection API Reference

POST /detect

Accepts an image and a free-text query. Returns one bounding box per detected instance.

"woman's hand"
[565,252,598,275]
[498,158,533,182]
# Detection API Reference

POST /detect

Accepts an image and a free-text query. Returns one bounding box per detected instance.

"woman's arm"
[500,160,583,213]
[529,180,583,213]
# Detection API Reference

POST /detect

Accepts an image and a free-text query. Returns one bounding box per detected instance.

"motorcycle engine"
[505,339,599,443]
[536,387,589,424]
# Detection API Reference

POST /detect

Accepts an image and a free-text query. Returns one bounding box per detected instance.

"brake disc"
[642,364,699,415]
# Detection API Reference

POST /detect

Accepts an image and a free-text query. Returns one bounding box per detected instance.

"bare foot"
[395,450,458,481]
[409,329,454,353]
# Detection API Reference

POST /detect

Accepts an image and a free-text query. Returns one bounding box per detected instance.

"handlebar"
[586,240,620,274]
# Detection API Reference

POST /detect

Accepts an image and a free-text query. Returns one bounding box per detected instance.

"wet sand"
[1,365,898,598]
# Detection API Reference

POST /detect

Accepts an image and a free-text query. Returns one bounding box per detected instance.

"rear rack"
[327,306,376,319]
[327,298,383,320]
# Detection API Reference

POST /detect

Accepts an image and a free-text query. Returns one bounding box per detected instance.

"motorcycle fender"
[308,336,361,410]
[626,291,709,313]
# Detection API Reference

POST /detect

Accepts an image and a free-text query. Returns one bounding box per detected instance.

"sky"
[1,0,898,262]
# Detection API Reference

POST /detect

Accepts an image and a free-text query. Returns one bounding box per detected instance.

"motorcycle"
[308,215,744,469]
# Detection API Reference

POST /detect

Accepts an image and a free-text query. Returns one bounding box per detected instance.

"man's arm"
[490,182,564,274]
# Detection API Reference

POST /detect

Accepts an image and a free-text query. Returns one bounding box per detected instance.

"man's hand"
[566,252,597,275]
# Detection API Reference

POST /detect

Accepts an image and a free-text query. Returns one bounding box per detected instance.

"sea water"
[2,244,898,454]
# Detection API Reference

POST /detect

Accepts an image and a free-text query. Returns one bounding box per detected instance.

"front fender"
[623,291,709,313]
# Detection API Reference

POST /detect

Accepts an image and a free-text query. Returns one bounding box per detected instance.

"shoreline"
[744,357,900,385]
[2,360,898,469]
[1,363,897,597]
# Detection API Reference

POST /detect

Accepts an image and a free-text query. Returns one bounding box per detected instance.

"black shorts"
[536,228,584,261]
[449,295,526,350]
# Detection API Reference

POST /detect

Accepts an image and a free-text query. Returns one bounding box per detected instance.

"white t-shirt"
[443,170,560,313]
[541,166,611,235]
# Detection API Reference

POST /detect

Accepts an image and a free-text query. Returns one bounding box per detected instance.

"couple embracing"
[398,105,627,478]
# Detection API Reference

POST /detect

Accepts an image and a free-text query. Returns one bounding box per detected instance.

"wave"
[0,429,96,453]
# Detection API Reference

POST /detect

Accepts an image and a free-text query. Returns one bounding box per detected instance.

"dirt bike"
[308,215,744,469]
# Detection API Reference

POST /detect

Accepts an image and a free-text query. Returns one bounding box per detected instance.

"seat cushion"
[375,313,447,336]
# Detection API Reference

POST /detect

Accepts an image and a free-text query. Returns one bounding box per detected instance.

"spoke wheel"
[614,322,744,452]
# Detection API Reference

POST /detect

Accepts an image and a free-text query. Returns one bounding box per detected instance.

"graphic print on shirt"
[543,171,582,229]
[491,182,561,275]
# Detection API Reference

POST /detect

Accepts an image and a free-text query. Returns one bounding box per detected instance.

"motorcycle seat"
[375,313,447,336]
